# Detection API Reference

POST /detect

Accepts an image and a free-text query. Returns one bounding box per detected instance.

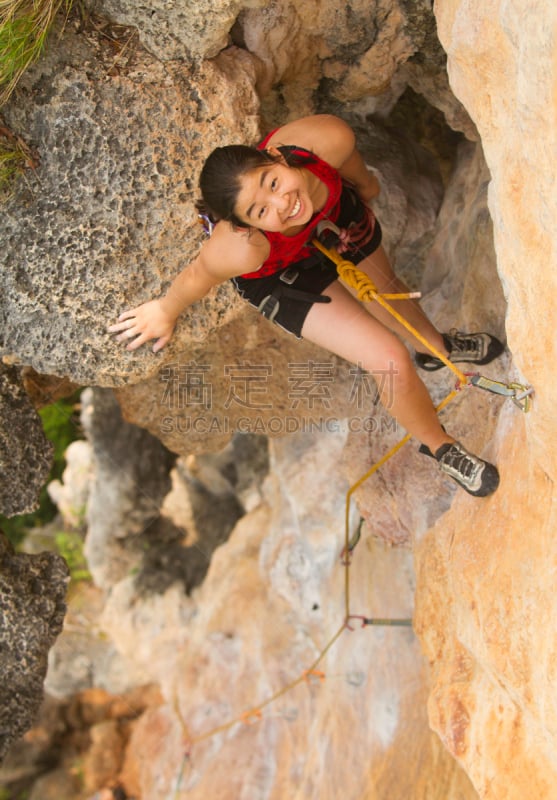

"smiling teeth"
[289,197,301,218]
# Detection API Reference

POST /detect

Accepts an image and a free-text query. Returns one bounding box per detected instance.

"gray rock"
[0,21,259,385]
[81,387,176,589]
[0,363,53,517]
[0,534,68,762]
[86,0,266,61]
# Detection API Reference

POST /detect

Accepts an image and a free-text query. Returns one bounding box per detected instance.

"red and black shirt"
[240,138,343,279]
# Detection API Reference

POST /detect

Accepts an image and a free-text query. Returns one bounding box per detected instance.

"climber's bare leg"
[301,280,454,453]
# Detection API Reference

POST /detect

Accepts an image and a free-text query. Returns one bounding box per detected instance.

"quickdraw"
[465,373,534,412]
[345,614,413,629]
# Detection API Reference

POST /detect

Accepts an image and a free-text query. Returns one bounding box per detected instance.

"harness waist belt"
[257,281,331,322]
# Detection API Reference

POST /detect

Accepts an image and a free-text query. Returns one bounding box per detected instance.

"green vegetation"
[0,392,91,584]
[0,131,28,200]
[0,0,73,107]
[0,787,30,800]
[54,529,91,582]
[0,393,82,546]
[0,0,72,197]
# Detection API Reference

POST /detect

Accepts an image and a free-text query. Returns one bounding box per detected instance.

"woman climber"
[109,114,503,497]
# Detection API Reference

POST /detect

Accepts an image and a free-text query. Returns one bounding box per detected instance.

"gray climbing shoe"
[434,441,500,497]
[415,330,504,371]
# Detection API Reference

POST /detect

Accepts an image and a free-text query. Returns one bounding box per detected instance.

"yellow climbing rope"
[171,238,533,797]
[310,235,538,615]
[311,238,469,385]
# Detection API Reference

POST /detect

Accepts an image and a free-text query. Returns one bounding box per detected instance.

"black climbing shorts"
[231,186,383,338]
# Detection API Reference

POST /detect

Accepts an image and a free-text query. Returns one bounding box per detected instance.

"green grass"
[0,0,73,107]
[54,529,91,582]
[0,132,28,200]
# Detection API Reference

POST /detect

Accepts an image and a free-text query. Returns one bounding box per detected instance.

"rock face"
[411,2,557,798]
[88,0,266,60]
[0,0,554,798]
[0,363,53,516]
[80,387,177,589]
[0,535,68,761]
[97,431,476,799]
[0,19,259,384]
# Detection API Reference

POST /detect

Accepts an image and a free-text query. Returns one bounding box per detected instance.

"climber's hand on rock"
[108,299,176,353]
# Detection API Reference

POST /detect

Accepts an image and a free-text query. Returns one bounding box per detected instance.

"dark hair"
[197,144,317,228]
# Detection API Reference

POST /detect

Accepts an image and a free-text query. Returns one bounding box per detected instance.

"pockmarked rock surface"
[0,20,259,385]
[0,534,68,761]
[0,363,53,517]
[0,1,470,393]
[86,0,266,61]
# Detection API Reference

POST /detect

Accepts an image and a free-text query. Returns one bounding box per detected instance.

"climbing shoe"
[432,441,500,497]
[415,330,504,371]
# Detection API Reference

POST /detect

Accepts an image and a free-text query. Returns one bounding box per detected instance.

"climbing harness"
[257,265,331,322]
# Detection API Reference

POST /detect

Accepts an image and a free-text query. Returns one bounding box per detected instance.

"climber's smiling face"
[234,154,314,234]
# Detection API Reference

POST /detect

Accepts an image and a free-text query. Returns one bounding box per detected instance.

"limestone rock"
[408,1,557,797]
[347,112,445,262]
[435,0,556,466]
[86,0,266,61]
[179,432,269,512]
[27,768,82,800]
[0,534,68,761]
[82,719,125,793]
[0,363,53,517]
[0,683,162,797]
[100,432,476,799]
[237,0,468,127]
[0,21,259,385]
[81,387,176,589]
[44,583,148,699]
[20,367,81,410]
[115,314,359,455]
[47,439,93,530]
[415,412,556,798]
[420,139,506,338]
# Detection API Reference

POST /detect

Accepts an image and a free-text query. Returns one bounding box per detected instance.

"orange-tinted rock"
[410,1,557,796]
